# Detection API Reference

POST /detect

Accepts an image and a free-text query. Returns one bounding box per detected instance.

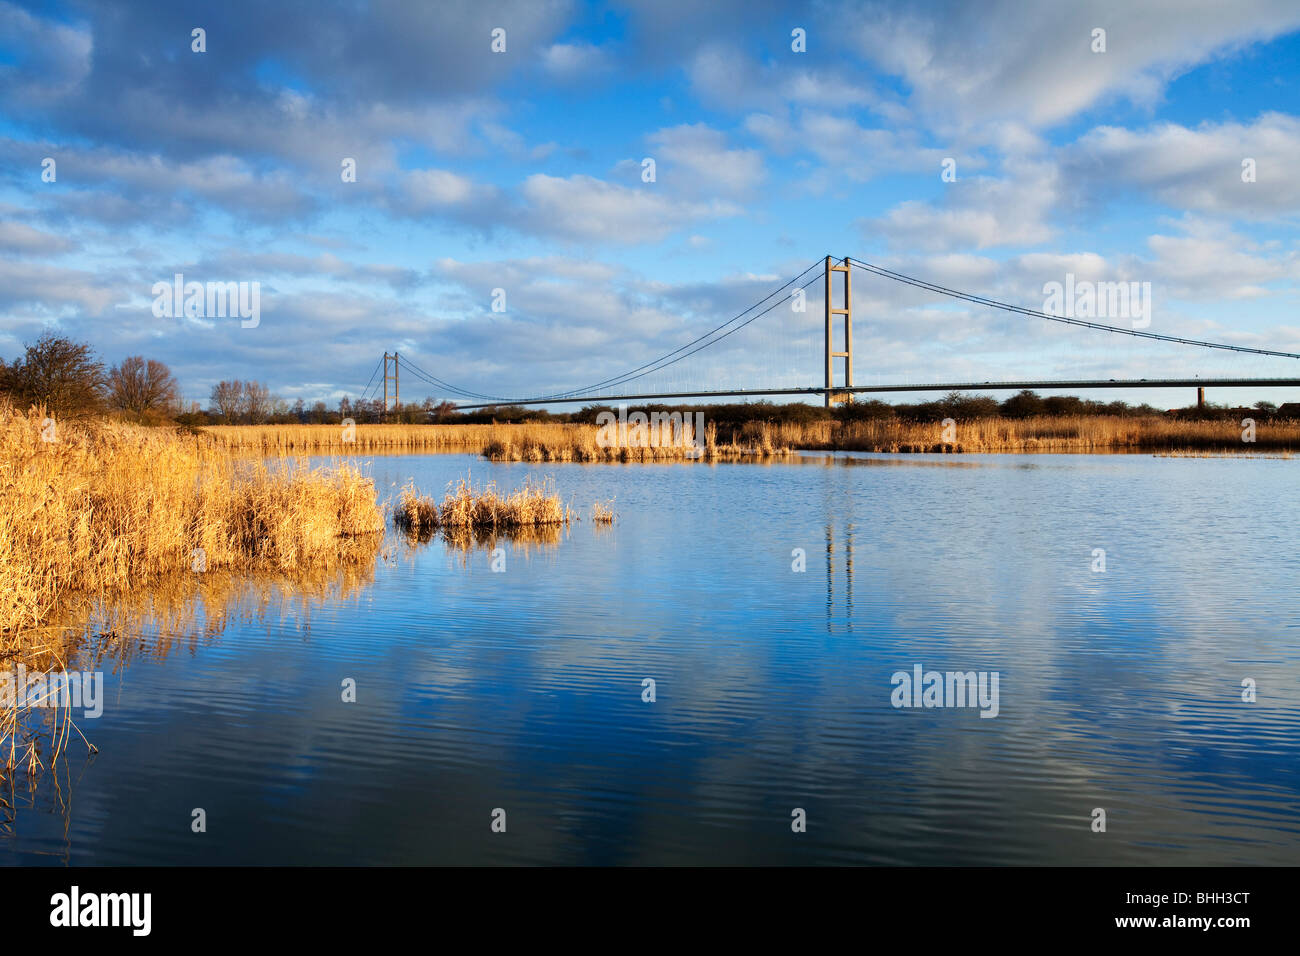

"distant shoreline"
[199,415,1300,457]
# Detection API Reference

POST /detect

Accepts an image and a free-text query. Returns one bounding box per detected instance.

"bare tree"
[210,380,242,423]
[428,399,458,422]
[108,356,180,419]
[4,333,105,419]
[241,380,271,424]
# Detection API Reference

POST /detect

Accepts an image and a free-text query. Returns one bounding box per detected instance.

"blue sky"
[1,0,1298,409]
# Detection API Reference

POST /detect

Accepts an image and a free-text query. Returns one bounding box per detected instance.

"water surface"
[4,452,1298,865]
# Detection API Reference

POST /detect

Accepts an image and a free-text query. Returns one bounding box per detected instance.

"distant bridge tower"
[824,255,853,407]
[383,351,400,412]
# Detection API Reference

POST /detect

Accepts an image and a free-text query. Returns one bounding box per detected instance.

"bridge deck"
[453,378,1300,410]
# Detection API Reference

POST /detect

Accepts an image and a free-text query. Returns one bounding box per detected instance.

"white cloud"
[648,124,765,196]
[0,2,92,102]
[866,160,1061,251]
[1064,113,1300,218]
[2,141,317,222]
[687,42,879,113]
[404,169,478,206]
[0,220,77,256]
[0,258,120,317]
[844,0,1300,130]
[746,110,953,186]
[1144,217,1299,300]
[541,41,612,78]
[519,173,740,242]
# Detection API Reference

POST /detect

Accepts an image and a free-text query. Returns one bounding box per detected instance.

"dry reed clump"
[0,406,384,646]
[392,485,440,535]
[592,500,616,524]
[480,420,794,463]
[393,476,574,535]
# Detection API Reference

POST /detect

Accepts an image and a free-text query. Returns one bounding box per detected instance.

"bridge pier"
[824,256,853,407]
[384,351,400,415]
[1197,386,1205,410]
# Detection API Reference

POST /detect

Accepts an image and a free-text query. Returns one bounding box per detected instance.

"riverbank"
[201,415,1300,456]
[205,420,797,461]
[777,415,1300,453]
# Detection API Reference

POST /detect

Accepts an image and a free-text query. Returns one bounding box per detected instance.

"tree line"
[0,332,180,421]
[2,333,1288,426]
[185,385,458,426]
[0,332,460,425]
[472,390,1290,426]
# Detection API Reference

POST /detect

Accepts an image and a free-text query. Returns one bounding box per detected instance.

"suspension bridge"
[357,256,1300,412]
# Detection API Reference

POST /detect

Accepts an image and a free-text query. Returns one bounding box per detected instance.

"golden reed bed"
[204,422,507,453]
[204,421,794,461]
[203,415,1300,458]
[2,407,385,776]
[781,415,1300,453]
[1,408,382,648]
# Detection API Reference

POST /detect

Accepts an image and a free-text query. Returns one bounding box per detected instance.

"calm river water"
[4,452,1298,865]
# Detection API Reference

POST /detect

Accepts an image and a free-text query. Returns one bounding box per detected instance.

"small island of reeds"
[393,477,574,535]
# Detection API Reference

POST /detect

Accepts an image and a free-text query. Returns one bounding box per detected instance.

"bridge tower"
[824,255,853,407]
[383,351,399,414]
